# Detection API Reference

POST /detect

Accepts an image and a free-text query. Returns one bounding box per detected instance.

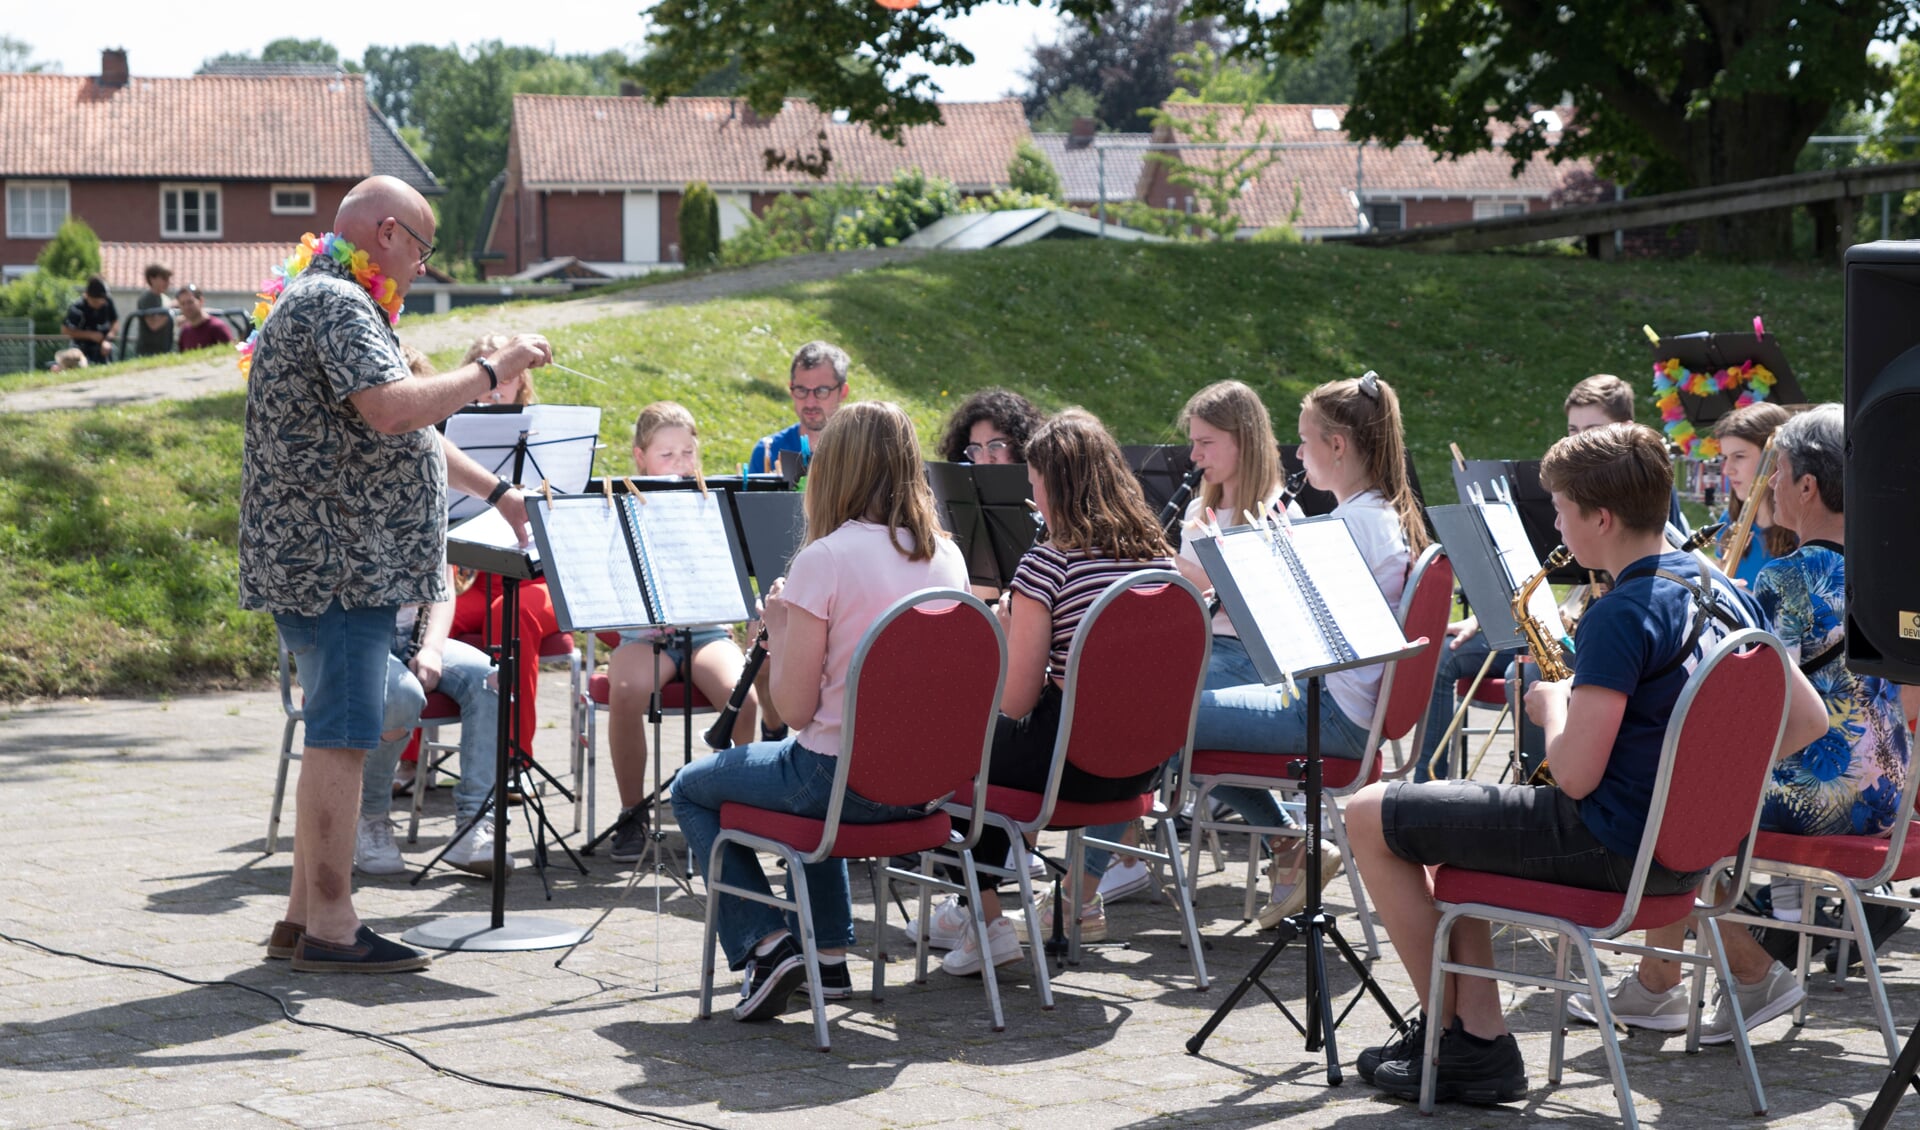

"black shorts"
[1379,781,1705,897]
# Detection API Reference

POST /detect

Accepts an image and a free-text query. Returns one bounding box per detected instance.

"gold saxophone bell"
[1512,545,1574,784]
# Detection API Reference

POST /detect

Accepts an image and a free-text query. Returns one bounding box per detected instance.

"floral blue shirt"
[1754,542,1911,836]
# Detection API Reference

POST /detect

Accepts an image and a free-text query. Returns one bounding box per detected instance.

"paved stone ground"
[0,248,929,416]
[1,679,1913,1128]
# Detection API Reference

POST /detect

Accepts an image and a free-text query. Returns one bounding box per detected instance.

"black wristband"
[477,356,499,390]
[486,477,512,505]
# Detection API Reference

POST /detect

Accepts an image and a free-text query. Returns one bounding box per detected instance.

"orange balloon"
[876,0,920,8]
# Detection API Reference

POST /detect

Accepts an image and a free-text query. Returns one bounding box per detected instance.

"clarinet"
[1278,467,1308,511]
[703,629,767,749]
[1159,465,1206,533]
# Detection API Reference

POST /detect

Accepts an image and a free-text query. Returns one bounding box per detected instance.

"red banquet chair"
[934,569,1214,1007]
[696,589,1007,1050]
[1184,545,1451,957]
[1418,628,1795,1125]
[573,629,720,844]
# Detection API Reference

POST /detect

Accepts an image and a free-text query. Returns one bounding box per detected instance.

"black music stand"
[926,462,1041,589]
[443,404,601,520]
[402,525,590,953]
[1862,1018,1920,1129]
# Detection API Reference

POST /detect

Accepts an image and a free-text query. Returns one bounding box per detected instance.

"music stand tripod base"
[403,915,590,952]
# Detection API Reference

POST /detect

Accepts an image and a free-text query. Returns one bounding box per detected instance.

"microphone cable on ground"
[0,930,729,1129]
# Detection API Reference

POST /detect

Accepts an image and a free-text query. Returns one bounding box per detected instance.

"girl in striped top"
[921,408,1177,976]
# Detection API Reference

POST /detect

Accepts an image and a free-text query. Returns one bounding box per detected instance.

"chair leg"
[1420,911,1452,1115]
[1578,930,1641,1130]
[1010,827,1054,1010]
[1549,933,1570,1083]
[913,856,934,985]
[1700,917,1769,1114]
[1836,881,1903,1062]
[266,718,297,855]
[1066,832,1085,965]
[782,850,831,1052]
[1241,834,1260,923]
[1158,816,1210,991]
[958,848,1007,1033]
[584,703,601,845]
[1327,812,1379,960]
[697,837,725,1021]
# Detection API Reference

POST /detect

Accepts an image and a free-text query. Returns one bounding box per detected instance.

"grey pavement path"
[0,248,928,416]
[0,679,1909,1128]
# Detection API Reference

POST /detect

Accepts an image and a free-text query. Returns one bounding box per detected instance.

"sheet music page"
[1213,533,1335,676]
[443,410,533,520]
[628,491,751,626]
[1288,520,1415,662]
[536,497,650,631]
[448,507,539,563]
[519,404,602,495]
[1481,501,1560,633]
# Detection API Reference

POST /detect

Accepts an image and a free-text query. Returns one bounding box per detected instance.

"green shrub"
[35,218,101,281]
[0,271,78,373]
[679,182,721,267]
[721,169,962,265]
[1007,140,1064,201]
[958,189,1065,214]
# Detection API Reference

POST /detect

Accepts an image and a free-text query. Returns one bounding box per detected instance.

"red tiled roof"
[100,242,289,294]
[514,96,1032,190]
[1,73,373,180]
[1148,103,1586,232]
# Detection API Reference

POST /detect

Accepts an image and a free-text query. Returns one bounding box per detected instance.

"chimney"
[99,48,129,88]
[1067,116,1096,150]
[619,79,643,97]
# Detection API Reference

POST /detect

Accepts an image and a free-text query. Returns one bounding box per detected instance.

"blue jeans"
[672,739,925,970]
[1190,636,1371,831]
[361,638,499,823]
[274,601,399,750]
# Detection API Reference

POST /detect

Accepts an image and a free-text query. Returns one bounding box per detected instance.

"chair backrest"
[1610,628,1792,929]
[1053,570,1212,797]
[811,588,1006,856]
[1375,545,1452,748]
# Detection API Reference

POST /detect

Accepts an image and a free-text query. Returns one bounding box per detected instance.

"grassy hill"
[0,241,1844,700]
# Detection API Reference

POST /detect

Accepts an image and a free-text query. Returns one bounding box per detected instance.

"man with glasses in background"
[745,340,852,476]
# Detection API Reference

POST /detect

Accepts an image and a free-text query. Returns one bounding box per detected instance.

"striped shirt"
[1011,543,1176,676]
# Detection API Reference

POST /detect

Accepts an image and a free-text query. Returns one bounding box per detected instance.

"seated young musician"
[671,401,969,1021]
[1342,422,1827,1105]
[606,402,758,863]
[938,387,1042,465]
[904,409,1175,974]
[1568,404,1910,1045]
[1188,373,1429,929]
[1711,401,1793,588]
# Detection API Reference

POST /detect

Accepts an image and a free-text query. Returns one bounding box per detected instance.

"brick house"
[1141,103,1584,238]
[1030,119,1154,212]
[480,95,1032,277]
[1,49,439,291]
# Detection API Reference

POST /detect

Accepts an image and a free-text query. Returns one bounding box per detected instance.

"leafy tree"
[1030,86,1101,132]
[413,42,555,264]
[200,37,356,73]
[680,183,722,266]
[0,36,57,73]
[0,273,79,370]
[35,219,101,282]
[1148,47,1283,240]
[1016,0,1224,133]
[362,45,458,130]
[1007,141,1064,201]
[721,170,961,265]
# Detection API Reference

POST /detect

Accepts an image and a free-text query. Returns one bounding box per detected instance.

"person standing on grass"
[240,174,551,974]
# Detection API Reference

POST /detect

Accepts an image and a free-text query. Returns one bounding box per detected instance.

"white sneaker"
[1098,858,1152,903]
[354,815,405,876]
[1701,961,1807,1045]
[446,816,514,877]
[1011,890,1107,944]
[902,894,972,950]
[1567,974,1691,1031]
[1007,844,1047,881]
[941,917,1022,976]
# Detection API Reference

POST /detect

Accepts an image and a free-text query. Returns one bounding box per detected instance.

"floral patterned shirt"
[1754,541,1911,836]
[238,255,447,616]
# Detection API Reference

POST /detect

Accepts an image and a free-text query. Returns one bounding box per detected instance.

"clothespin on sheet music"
[1642,324,1661,346]
[601,474,613,510]
[1450,442,1466,471]
[624,477,644,504]
[1753,315,1766,338]
[1278,667,1300,708]
[693,465,709,497]
[1243,510,1270,544]
[1492,477,1513,507]
[758,437,772,474]
[1203,506,1223,540]
[541,479,553,506]
[1467,482,1486,507]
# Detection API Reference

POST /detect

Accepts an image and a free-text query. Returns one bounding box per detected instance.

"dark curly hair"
[938,387,1043,463]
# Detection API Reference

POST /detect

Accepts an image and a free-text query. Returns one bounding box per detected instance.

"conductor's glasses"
[789,381,845,401]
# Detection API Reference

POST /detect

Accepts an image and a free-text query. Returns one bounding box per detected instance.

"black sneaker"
[761,723,789,744]
[1357,1013,1425,1085]
[733,933,807,1021]
[289,926,431,974]
[609,806,648,863]
[796,958,853,1001]
[1373,1017,1527,1104]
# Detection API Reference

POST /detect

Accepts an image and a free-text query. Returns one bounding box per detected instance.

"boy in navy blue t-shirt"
[1341,423,1826,1105]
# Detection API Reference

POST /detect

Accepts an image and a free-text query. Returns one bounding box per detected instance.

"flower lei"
[237,232,403,378]
[1652,357,1777,457]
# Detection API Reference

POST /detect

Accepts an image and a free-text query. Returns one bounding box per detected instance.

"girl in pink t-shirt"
[670,400,967,1023]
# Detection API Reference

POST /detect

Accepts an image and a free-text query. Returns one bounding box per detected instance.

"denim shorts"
[273,600,400,750]
[616,625,733,677]
[1380,780,1705,896]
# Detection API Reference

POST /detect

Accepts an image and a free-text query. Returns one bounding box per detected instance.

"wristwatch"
[486,477,513,505]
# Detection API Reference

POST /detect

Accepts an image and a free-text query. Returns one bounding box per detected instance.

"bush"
[0,271,78,373]
[679,182,721,267]
[35,218,101,281]
[958,189,1065,215]
[1007,140,1064,202]
[721,169,962,265]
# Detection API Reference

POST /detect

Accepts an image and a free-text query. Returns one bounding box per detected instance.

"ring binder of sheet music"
[529,490,754,633]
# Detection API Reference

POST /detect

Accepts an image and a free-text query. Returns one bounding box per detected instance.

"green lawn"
[0,241,1844,700]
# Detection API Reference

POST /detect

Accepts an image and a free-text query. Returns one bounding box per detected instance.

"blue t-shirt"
[1570,550,1762,858]
[744,422,811,475]
[1716,506,1781,589]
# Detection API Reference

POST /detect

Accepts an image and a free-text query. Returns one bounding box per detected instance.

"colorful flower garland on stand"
[236,232,403,378]
[1651,357,1777,457]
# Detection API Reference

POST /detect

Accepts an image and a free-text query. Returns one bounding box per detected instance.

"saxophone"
[1513,546,1574,784]
[1716,436,1778,575]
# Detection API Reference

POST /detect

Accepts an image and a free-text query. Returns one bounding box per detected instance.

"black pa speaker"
[1842,242,1920,682]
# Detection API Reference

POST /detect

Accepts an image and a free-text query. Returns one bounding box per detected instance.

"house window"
[1473,200,1528,220]
[161,184,222,239]
[6,180,69,238]
[270,184,315,215]
[1364,201,1403,231]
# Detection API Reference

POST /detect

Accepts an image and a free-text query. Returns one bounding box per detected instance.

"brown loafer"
[266,919,304,960]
